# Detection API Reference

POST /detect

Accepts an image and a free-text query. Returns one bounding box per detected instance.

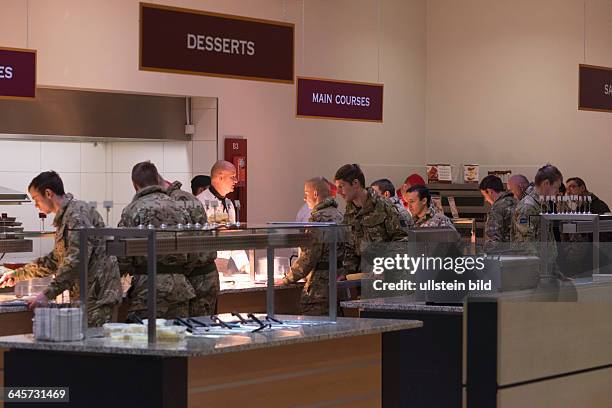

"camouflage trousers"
[300,270,330,316]
[128,274,195,319]
[87,302,115,327]
[188,270,220,317]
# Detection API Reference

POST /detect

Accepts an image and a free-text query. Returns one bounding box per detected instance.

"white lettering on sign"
[311,93,371,107]
[187,33,255,56]
[335,94,370,107]
[0,66,13,79]
[312,93,332,104]
[605,84,612,96]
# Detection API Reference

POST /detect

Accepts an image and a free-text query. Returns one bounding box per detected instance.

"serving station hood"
[0,186,30,205]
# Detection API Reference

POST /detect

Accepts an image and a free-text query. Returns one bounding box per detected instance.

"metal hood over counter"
[0,186,30,205]
[0,88,189,142]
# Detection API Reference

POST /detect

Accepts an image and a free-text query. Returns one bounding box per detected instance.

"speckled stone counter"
[0,315,421,357]
[218,281,303,294]
[342,296,464,314]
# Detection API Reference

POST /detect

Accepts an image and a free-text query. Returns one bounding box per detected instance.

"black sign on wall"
[139,2,294,83]
[579,64,612,113]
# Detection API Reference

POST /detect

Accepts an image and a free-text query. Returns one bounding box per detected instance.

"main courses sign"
[139,3,294,83]
[0,47,36,100]
[296,77,384,122]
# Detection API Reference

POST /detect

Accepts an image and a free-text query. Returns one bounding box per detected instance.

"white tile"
[105,143,114,172]
[80,142,107,173]
[192,108,218,141]
[41,142,81,173]
[112,173,136,205]
[80,173,108,203]
[162,142,192,174]
[60,172,81,198]
[110,204,127,228]
[0,172,38,193]
[105,173,113,200]
[0,141,41,172]
[111,142,164,173]
[192,97,217,110]
[192,141,218,174]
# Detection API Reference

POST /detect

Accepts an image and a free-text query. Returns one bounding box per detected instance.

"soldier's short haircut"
[306,177,331,198]
[371,178,396,197]
[566,177,587,190]
[534,164,563,187]
[191,175,211,195]
[334,164,365,188]
[479,175,504,193]
[407,185,431,207]
[29,171,65,196]
[132,161,160,188]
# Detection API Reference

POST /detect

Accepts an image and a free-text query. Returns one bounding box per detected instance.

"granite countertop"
[341,297,464,314]
[0,315,422,357]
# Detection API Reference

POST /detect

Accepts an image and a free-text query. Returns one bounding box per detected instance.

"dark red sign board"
[579,64,612,113]
[0,47,36,100]
[296,77,383,122]
[139,3,294,83]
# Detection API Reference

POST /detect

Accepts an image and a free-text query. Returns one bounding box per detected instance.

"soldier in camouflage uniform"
[334,165,407,276]
[162,178,219,316]
[0,171,122,326]
[479,175,517,253]
[118,162,195,319]
[371,178,414,231]
[512,165,562,272]
[280,178,344,315]
[405,185,457,230]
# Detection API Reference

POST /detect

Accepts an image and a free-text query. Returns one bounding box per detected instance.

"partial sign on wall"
[139,3,294,83]
[296,77,384,122]
[579,64,612,113]
[0,47,36,100]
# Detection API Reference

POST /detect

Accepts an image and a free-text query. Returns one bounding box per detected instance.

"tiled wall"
[0,97,217,262]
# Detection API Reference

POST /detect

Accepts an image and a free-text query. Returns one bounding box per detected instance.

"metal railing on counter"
[77,223,348,344]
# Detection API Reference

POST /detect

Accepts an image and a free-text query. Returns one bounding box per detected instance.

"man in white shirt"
[197,160,249,273]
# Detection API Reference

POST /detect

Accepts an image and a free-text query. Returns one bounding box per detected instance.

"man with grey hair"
[508,174,530,201]
[278,177,344,315]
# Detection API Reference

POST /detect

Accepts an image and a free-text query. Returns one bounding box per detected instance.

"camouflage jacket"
[413,207,457,230]
[512,185,556,260]
[14,194,122,305]
[118,185,195,304]
[284,198,344,284]
[484,190,517,252]
[389,196,414,231]
[343,188,407,275]
[165,181,216,269]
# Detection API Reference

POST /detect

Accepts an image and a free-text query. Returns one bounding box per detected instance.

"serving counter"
[342,278,612,408]
[0,315,422,407]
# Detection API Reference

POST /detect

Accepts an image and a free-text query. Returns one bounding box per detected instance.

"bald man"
[508,174,530,201]
[197,160,249,274]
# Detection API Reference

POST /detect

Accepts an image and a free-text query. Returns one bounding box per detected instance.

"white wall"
[0,97,217,261]
[426,0,612,199]
[0,0,428,223]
